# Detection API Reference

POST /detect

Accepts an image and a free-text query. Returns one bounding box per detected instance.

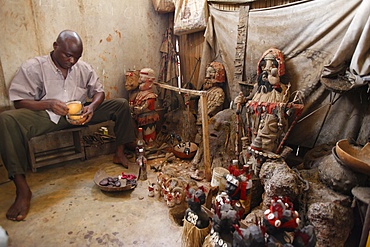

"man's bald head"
[52,30,83,70]
[56,30,83,52]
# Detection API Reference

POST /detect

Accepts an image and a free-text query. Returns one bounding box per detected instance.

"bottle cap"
[244,164,250,170]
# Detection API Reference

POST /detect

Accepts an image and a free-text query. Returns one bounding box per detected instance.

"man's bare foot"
[113,153,133,169]
[114,144,136,168]
[6,189,32,221]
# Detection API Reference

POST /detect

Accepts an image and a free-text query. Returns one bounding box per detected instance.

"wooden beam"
[154,82,206,96]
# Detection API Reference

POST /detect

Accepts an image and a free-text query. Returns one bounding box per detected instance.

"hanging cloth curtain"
[321,0,370,91]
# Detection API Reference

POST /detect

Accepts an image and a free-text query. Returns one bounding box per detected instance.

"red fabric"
[121,172,137,180]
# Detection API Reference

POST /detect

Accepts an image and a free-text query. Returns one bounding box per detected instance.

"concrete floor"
[0,154,183,247]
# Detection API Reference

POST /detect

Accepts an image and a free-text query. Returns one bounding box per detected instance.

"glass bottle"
[232,159,239,169]
[137,148,147,181]
[136,127,145,158]
[242,164,253,214]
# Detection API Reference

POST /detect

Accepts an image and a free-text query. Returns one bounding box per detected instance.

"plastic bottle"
[137,148,147,181]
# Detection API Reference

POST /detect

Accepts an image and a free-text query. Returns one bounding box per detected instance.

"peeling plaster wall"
[0,0,168,109]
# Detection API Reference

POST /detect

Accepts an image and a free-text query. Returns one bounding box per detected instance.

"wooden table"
[28,127,85,172]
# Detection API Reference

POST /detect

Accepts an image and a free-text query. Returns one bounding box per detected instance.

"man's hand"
[81,105,94,124]
[78,91,104,124]
[50,100,69,116]
[13,99,69,116]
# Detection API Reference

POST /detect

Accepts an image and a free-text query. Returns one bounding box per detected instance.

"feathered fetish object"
[181,220,211,247]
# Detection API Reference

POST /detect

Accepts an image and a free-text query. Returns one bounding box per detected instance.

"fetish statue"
[125,69,140,102]
[232,196,316,247]
[246,48,291,152]
[182,185,211,247]
[223,174,245,220]
[131,68,160,146]
[203,189,241,247]
[252,49,289,103]
[192,61,226,170]
[196,61,226,126]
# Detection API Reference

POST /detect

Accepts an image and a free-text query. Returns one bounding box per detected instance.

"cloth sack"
[173,0,208,36]
[152,0,175,13]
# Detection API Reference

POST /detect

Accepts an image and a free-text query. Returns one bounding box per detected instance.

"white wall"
[0,0,169,108]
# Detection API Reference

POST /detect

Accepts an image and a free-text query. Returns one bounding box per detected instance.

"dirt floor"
[0,154,187,247]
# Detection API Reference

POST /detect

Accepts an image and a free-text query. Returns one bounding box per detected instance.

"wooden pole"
[199,94,211,181]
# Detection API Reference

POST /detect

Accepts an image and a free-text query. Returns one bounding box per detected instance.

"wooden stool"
[352,186,370,247]
[28,127,85,172]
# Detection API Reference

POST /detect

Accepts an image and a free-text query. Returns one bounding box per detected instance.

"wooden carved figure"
[192,61,226,170]
[131,68,160,146]
[196,61,226,126]
[246,48,291,152]
[125,69,140,102]
[181,185,211,247]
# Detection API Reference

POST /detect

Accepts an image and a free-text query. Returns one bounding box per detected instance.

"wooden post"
[199,94,211,181]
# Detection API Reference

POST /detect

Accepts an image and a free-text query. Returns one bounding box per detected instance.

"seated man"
[0,30,135,221]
